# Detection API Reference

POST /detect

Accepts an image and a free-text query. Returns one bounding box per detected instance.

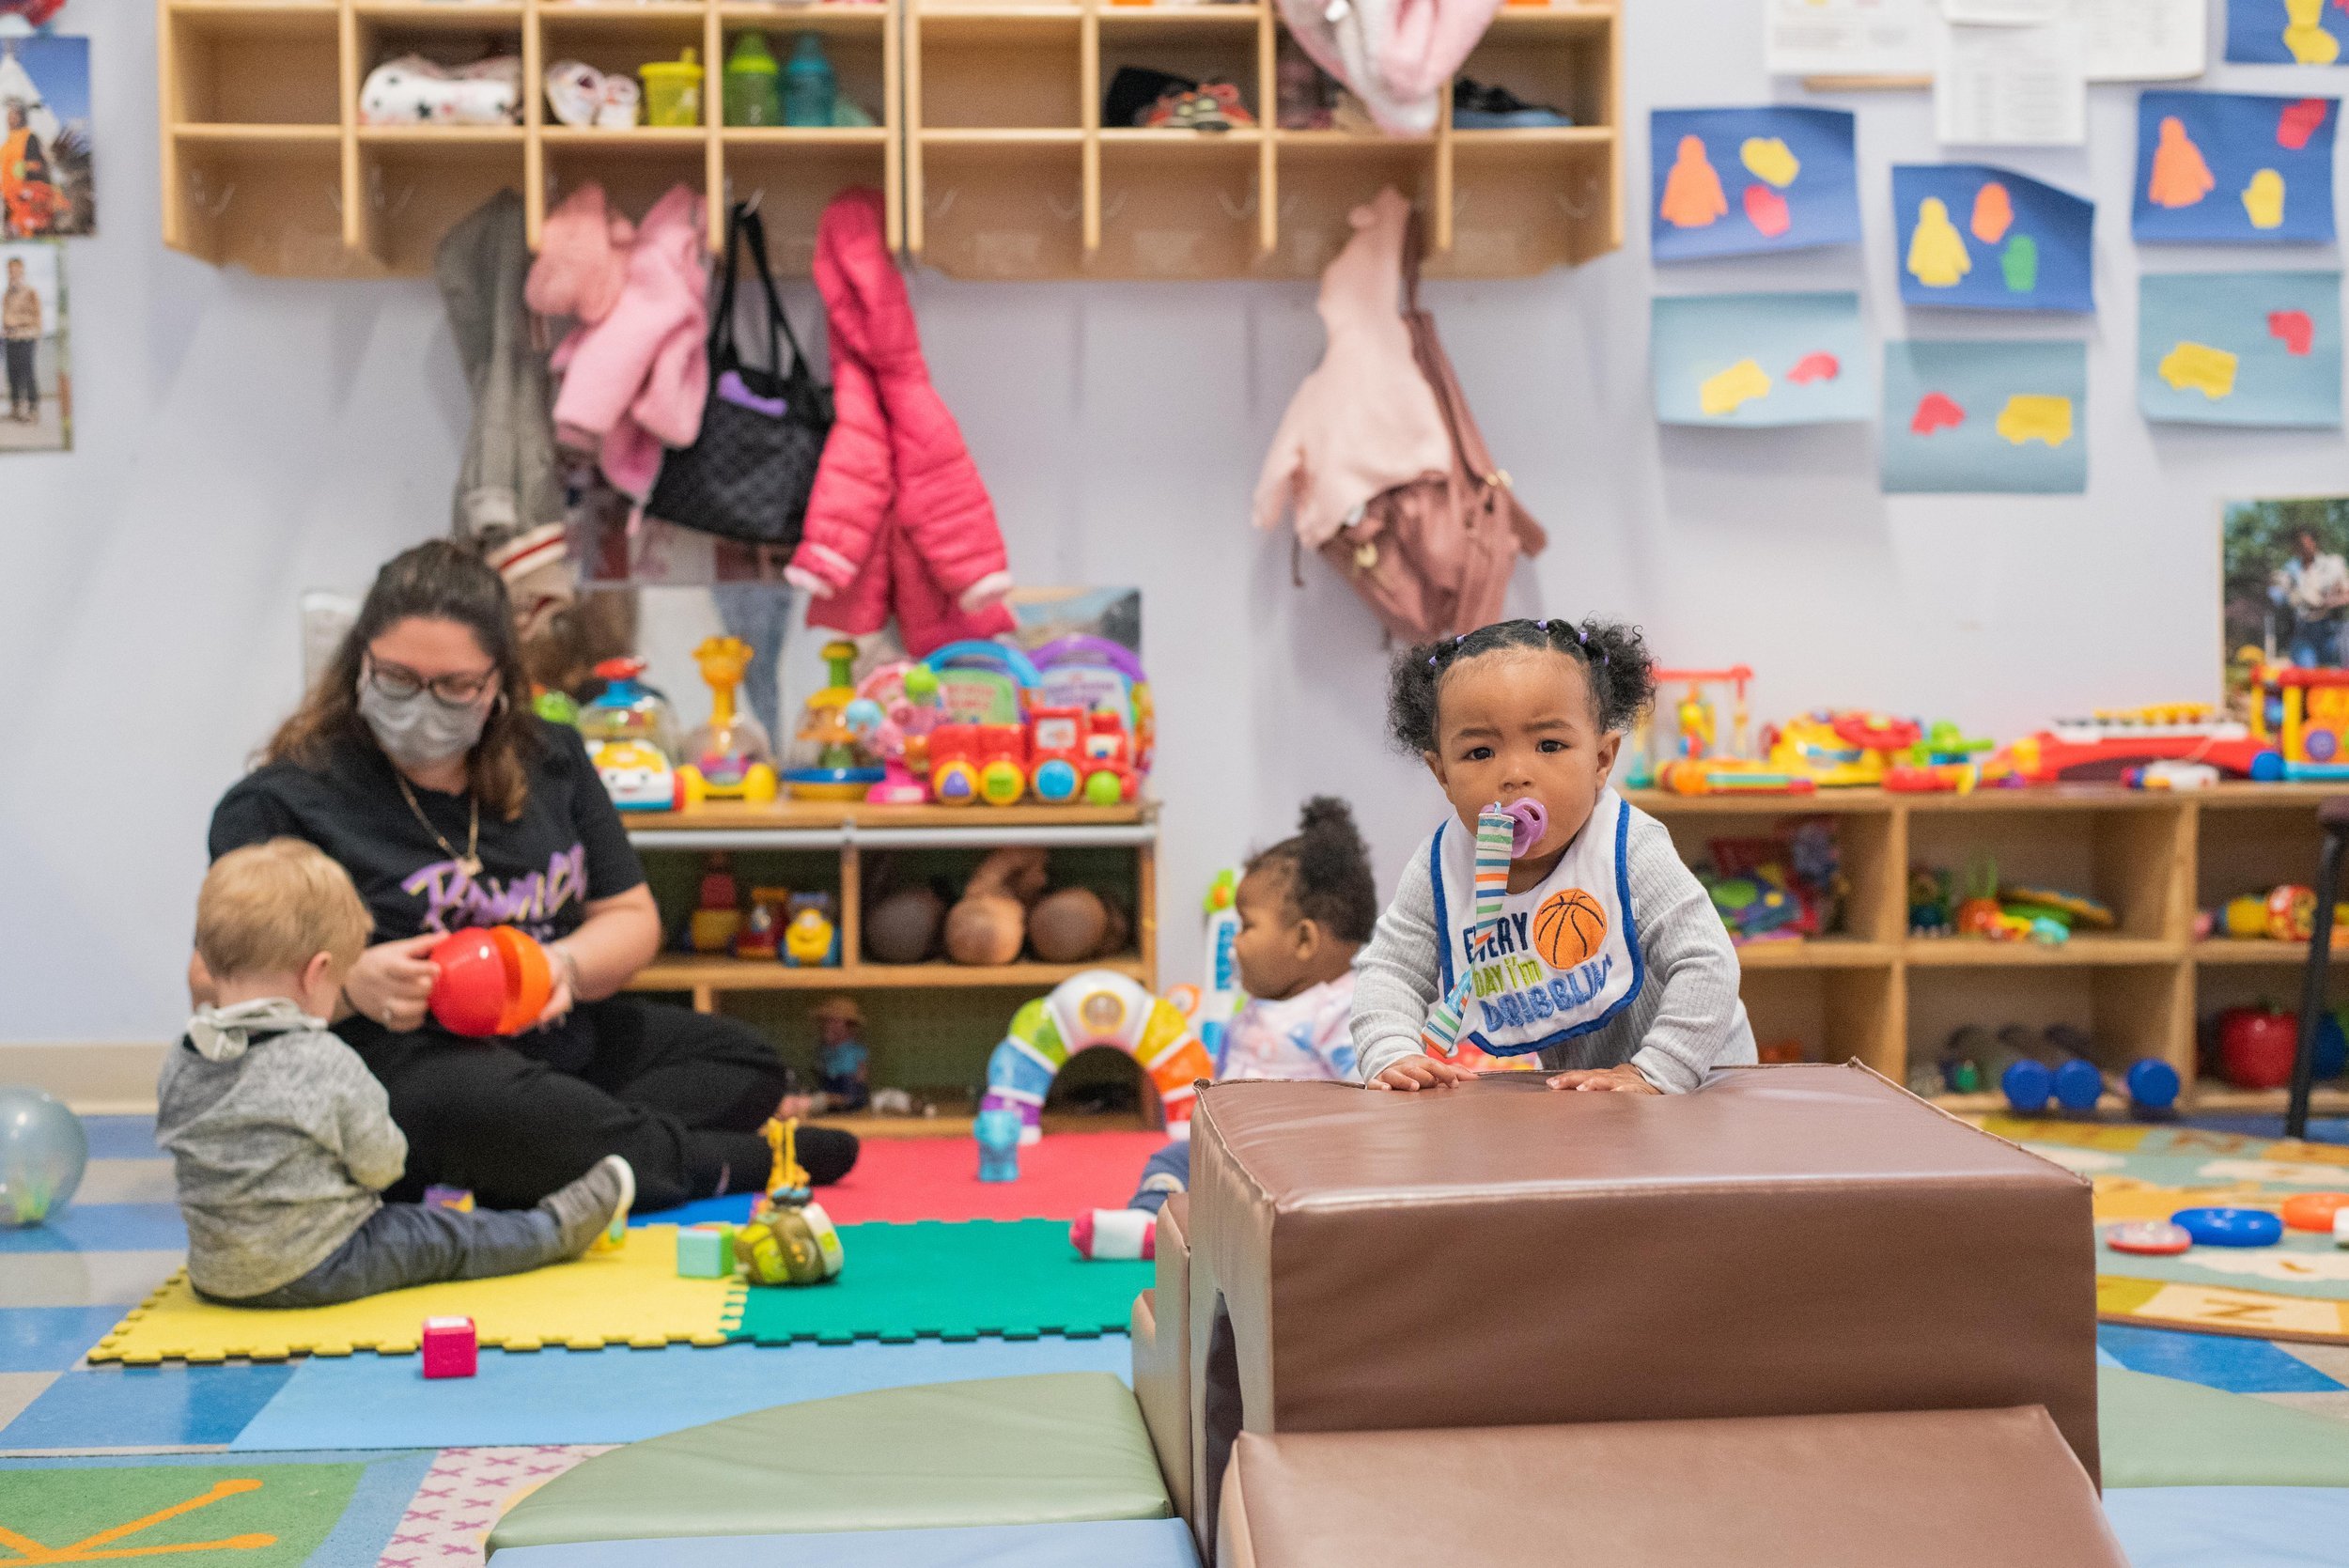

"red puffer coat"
[785,189,1014,654]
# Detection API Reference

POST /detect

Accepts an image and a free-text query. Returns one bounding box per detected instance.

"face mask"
[357,678,494,769]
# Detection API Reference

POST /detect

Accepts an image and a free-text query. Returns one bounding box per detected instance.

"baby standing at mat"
[1352,617,1755,1093]
[159,839,636,1308]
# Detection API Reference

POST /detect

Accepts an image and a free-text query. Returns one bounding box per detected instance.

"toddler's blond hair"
[195,839,373,982]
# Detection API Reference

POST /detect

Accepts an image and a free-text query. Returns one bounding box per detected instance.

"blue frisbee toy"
[2170,1207,2283,1248]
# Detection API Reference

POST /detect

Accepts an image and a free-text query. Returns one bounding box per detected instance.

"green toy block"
[677,1225,733,1279]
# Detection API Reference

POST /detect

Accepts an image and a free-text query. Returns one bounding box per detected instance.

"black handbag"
[645,202,833,548]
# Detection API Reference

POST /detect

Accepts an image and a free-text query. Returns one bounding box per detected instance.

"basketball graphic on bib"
[1534,889,1609,969]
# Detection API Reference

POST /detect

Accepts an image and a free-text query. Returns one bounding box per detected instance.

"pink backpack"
[1309,221,1547,642]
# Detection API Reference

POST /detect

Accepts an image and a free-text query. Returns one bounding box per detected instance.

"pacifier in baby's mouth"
[1496,799,1548,858]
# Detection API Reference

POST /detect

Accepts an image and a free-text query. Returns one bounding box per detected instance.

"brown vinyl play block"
[1185,1063,2099,1546]
[1216,1405,2127,1568]
[1131,1195,1193,1522]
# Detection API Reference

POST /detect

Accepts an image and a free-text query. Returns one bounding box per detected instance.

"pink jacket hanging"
[1253,187,1450,550]
[1276,0,1501,134]
[786,188,1014,655]
[547,183,708,500]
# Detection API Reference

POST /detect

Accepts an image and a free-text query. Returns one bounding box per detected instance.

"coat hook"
[1046,191,1081,221]
[1100,192,1128,221]
[928,186,958,217]
[1216,186,1258,220]
[741,186,763,216]
[1555,177,1598,222]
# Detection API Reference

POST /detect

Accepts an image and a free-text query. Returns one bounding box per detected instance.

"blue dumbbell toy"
[2125,1059,2180,1117]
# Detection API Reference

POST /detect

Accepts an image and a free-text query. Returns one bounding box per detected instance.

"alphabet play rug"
[86,1228,735,1365]
[1978,1117,2349,1344]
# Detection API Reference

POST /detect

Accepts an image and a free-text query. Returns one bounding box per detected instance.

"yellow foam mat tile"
[86,1225,744,1365]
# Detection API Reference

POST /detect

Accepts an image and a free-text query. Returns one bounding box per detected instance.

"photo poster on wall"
[1006,586,1142,657]
[1650,291,1871,427]
[2226,0,2349,65]
[1892,164,2093,313]
[2139,271,2343,427]
[0,33,96,239]
[1880,339,2087,493]
[1650,106,1859,260]
[2222,497,2349,705]
[2133,91,2338,244]
[0,237,69,454]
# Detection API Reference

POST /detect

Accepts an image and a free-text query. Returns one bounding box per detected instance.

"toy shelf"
[906,0,1621,279]
[1629,783,2349,1115]
[157,0,902,277]
[619,801,1159,1017]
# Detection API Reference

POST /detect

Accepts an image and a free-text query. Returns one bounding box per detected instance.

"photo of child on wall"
[0,236,67,451]
[2,34,96,240]
[2222,496,2349,714]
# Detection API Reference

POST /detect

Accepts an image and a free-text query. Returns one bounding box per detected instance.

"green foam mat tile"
[2100,1366,2349,1488]
[726,1220,1152,1345]
[487,1373,1172,1552]
[0,1459,367,1565]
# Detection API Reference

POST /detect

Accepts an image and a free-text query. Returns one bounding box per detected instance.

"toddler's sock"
[538,1155,636,1257]
[1069,1207,1156,1261]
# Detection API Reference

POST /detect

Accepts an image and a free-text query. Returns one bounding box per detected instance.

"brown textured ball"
[1028,887,1112,964]
[863,886,944,965]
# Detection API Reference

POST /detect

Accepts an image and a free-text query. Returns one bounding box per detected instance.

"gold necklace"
[394,771,482,877]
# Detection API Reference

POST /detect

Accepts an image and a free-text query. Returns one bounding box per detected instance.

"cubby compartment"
[911,7,1085,130]
[912,138,1084,276]
[544,137,714,241]
[1650,802,1901,950]
[720,23,889,127]
[1906,800,2186,951]
[1739,963,1900,1077]
[166,135,365,277]
[1906,963,2190,1101]
[1455,6,1613,132]
[353,3,527,131]
[724,139,893,271]
[1268,139,1435,278]
[351,133,525,272]
[2194,797,2328,955]
[1442,133,1613,276]
[1097,135,1264,274]
[2189,960,2349,1110]
[858,842,1143,970]
[163,2,344,127]
[1094,4,1265,131]
[537,3,710,131]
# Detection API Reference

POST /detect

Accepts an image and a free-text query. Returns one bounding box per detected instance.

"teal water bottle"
[723,32,782,127]
[782,33,836,128]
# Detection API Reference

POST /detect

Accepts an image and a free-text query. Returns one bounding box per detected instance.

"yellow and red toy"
[1983,705,2274,784]
[2246,664,2349,781]
[677,636,779,807]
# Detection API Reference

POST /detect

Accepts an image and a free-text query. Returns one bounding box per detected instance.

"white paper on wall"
[2083,0,2206,81]
[1766,0,1934,75]
[1933,14,2088,144]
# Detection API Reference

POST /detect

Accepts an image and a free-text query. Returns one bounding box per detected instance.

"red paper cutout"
[1786,352,1841,384]
[2269,309,2316,355]
[1910,393,1966,435]
[2279,99,2331,152]
[1743,182,1792,239]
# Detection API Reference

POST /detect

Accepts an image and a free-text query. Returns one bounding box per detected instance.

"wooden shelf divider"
[1631,783,2349,1115]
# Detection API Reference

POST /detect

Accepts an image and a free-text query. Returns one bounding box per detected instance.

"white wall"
[8,0,2345,1046]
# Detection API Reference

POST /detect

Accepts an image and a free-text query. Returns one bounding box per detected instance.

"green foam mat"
[0,1460,368,1565]
[727,1220,1153,1344]
[486,1373,1172,1552]
[2101,1366,2349,1488]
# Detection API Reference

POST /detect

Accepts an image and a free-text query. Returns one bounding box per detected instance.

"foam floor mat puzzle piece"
[726,1220,1152,1345]
[230,1334,1133,1451]
[490,1517,1204,1566]
[2100,1366,2349,1488]
[2102,1485,2349,1568]
[0,1458,370,1566]
[86,1226,733,1364]
[487,1373,1172,1552]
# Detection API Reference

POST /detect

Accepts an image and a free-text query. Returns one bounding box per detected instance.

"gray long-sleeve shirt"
[1352,806,1757,1090]
[156,1026,407,1299]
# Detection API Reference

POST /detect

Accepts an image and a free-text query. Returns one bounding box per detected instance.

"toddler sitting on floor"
[161,838,634,1308]
[1073,797,1375,1258]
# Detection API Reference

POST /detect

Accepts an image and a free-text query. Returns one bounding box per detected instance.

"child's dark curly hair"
[1387,617,1656,754]
[1244,796,1378,944]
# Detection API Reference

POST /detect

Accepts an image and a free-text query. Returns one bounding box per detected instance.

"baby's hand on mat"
[1370,1057,1470,1092]
[1547,1064,1660,1094]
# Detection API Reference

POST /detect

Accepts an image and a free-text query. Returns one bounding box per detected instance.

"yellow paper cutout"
[2243,168,2287,230]
[1698,359,1772,416]
[1739,136,1800,189]
[1995,394,2073,448]
[1906,196,1970,287]
[2157,340,2239,400]
[2284,0,2341,62]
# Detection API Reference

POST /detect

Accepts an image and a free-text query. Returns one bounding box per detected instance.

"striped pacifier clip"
[1421,798,1548,1058]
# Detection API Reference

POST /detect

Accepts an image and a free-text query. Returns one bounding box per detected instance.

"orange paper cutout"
[1660,135,1729,229]
[1970,181,2014,243]
[2147,116,2217,210]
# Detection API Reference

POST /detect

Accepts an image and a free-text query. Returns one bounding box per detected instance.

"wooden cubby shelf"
[1632,783,2349,1116]
[160,0,1615,277]
[160,0,901,276]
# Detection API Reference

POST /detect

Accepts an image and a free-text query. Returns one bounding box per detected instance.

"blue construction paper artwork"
[2227,0,2349,65]
[2134,91,2338,244]
[1651,106,1860,260]
[2139,271,2342,427]
[1880,340,2088,493]
[1651,292,1871,427]
[1893,164,2093,314]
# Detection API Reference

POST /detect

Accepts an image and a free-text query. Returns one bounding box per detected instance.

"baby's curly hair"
[1387,617,1656,755]
[1244,796,1377,944]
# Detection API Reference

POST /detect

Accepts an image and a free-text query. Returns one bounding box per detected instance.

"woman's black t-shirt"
[209,718,645,946]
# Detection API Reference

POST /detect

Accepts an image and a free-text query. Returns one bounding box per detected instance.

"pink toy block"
[422,1315,478,1378]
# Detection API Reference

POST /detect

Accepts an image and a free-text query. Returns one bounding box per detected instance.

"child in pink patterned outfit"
[1072,799,1375,1258]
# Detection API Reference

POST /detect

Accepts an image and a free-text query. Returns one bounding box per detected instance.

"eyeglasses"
[365,657,499,708]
